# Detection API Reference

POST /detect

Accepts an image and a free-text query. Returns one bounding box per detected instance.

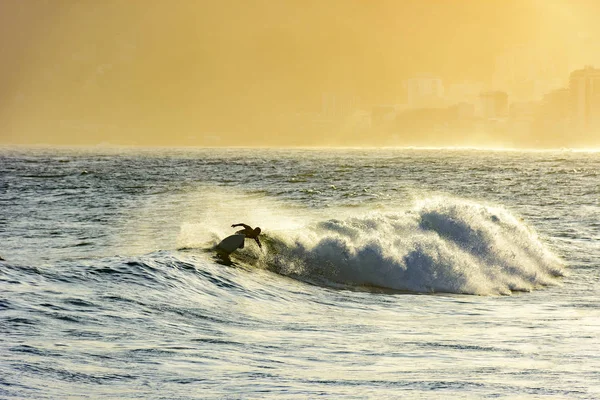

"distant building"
[509,101,537,143]
[532,88,570,146]
[542,88,570,121]
[569,66,600,135]
[405,76,444,109]
[480,91,508,119]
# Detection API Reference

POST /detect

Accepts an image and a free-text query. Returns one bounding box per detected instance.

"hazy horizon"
[2,0,600,147]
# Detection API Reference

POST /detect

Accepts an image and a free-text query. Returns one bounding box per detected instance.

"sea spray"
[170,187,565,295]
[251,197,565,295]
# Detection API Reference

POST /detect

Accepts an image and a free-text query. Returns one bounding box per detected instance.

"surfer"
[215,223,263,260]
[231,223,262,249]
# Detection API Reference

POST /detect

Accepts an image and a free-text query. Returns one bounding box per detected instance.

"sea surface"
[1,147,599,399]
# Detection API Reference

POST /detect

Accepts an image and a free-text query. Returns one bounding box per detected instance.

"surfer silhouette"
[231,223,262,249]
[215,223,262,260]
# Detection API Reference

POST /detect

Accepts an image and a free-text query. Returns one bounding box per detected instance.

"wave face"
[252,197,564,295]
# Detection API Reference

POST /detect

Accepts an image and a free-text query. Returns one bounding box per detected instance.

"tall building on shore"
[569,66,600,136]
[532,88,570,146]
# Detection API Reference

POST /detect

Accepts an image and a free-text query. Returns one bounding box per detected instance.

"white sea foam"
[250,197,565,295]
[171,188,565,295]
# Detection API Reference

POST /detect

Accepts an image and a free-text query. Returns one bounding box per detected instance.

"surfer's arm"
[255,237,262,249]
[231,223,251,229]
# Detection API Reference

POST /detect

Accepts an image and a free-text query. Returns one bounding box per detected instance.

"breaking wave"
[245,197,565,295]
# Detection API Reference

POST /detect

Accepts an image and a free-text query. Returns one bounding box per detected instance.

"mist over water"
[1,147,599,398]
[3,1,600,148]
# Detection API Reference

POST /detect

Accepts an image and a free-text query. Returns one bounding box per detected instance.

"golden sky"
[1,0,599,147]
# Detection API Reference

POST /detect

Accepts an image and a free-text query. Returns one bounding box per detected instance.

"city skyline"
[1,0,600,147]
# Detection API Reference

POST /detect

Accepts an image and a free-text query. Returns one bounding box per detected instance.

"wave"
[239,197,565,295]
[1,195,565,298]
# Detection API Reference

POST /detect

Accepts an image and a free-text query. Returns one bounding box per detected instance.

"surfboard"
[216,234,246,255]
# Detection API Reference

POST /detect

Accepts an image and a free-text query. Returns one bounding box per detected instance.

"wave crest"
[255,198,565,295]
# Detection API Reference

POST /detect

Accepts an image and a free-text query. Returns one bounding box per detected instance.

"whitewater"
[1,147,599,398]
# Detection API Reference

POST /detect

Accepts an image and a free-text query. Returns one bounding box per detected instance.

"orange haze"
[1,0,600,147]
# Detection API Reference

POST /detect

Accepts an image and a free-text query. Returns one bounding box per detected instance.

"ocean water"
[1,147,599,399]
